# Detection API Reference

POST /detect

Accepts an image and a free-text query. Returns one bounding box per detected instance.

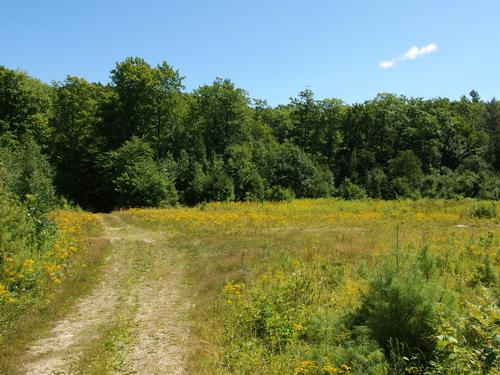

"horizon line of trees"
[1,58,499,212]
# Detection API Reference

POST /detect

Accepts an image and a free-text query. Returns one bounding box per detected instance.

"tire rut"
[21,213,190,375]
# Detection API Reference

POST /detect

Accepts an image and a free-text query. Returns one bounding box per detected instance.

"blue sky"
[1,0,499,105]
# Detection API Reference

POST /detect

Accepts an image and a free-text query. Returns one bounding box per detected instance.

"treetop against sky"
[1,0,499,105]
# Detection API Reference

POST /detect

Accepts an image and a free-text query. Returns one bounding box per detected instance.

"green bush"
[328,327,387,375]
[388,150,424,189]
[203,169,235,202]
[0,136,57,216]
[306,168,334,198]
[468,203,497,219]
[386,150,424,199]
[266,185,295,202]
[203,156,235,202]
[107,137,178,208]
[0,137,57,243]
[114,160,178,207]
[454,170,481,197]
[241,170,265,201]
[225,144,265,201]
[273,142,333,198]
[430,287,499,374]
[182,162,206,205]
[477,171,500,200]
[252,294,295,352]
[366,167,388,199]
[354,254,441,364]
[421,169,457,199]
[391,176,423,199]
[0,184,32,263]
[337,178,367,200]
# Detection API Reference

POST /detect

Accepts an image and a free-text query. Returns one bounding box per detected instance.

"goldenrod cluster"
[0,211,98,305]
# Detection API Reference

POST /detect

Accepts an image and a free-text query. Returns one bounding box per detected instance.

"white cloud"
[379,60,396,69]
[379,42,438,68]
[402,43,438,60]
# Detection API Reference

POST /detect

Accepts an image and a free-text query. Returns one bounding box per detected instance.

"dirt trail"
[125,251,191,375]
[21,214,190,375]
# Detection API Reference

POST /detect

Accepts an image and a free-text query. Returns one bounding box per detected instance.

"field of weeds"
[0,210,108,373]
[120,199,499,374]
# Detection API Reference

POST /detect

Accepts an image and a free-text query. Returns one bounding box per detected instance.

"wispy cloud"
[379,42,438,69]
[379,60,396,69]
[402,43,438,60]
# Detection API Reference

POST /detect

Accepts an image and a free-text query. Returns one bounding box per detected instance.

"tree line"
[1,58,499,212]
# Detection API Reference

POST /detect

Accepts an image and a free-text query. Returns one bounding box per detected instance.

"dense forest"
[1,58,499,214]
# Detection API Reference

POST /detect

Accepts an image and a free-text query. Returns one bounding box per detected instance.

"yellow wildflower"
[44,262,60,273]
[322,365,339,374]
[295,360,317,374]
[469,244,480,256]
[340,364,351,374]
[223,283,242,294]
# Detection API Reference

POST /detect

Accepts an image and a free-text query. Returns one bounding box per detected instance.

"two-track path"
[21,214,191,375]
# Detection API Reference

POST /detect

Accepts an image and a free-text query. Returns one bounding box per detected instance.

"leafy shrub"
[420,168,500,200]
[203,170,235,202]
[107,137,178,208]
[0,184,31,263]
[389,176,423,199]
[158,153,178,182]
[225,144,265,201]
[468,203,497,219]
[477,171,500,200]
[266,185,295,202]
[327,327,388,374]
[386,150,424,199]
[0,136,57,216]
[420,169,458,199]
[252,294,295,351]
[457,155,489,174]
[182,162,206,205]
[203,156,235,202]
[337,178,367,200]
[241,170,265,201]
[388,150,424,189]
[0,137,57,243]
[354,254,441,363]
[366,167,388,199]
[113,159,176,207]
[430,288,499,374]
[273,142,333,198]
[306,168,334,198]
[454,170,481,197]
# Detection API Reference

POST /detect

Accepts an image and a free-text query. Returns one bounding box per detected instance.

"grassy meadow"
[119,199,499,374]
[0,199,498,374]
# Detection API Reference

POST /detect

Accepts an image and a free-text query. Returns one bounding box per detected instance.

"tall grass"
[121,199,499,374]
[0,208,106,374]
